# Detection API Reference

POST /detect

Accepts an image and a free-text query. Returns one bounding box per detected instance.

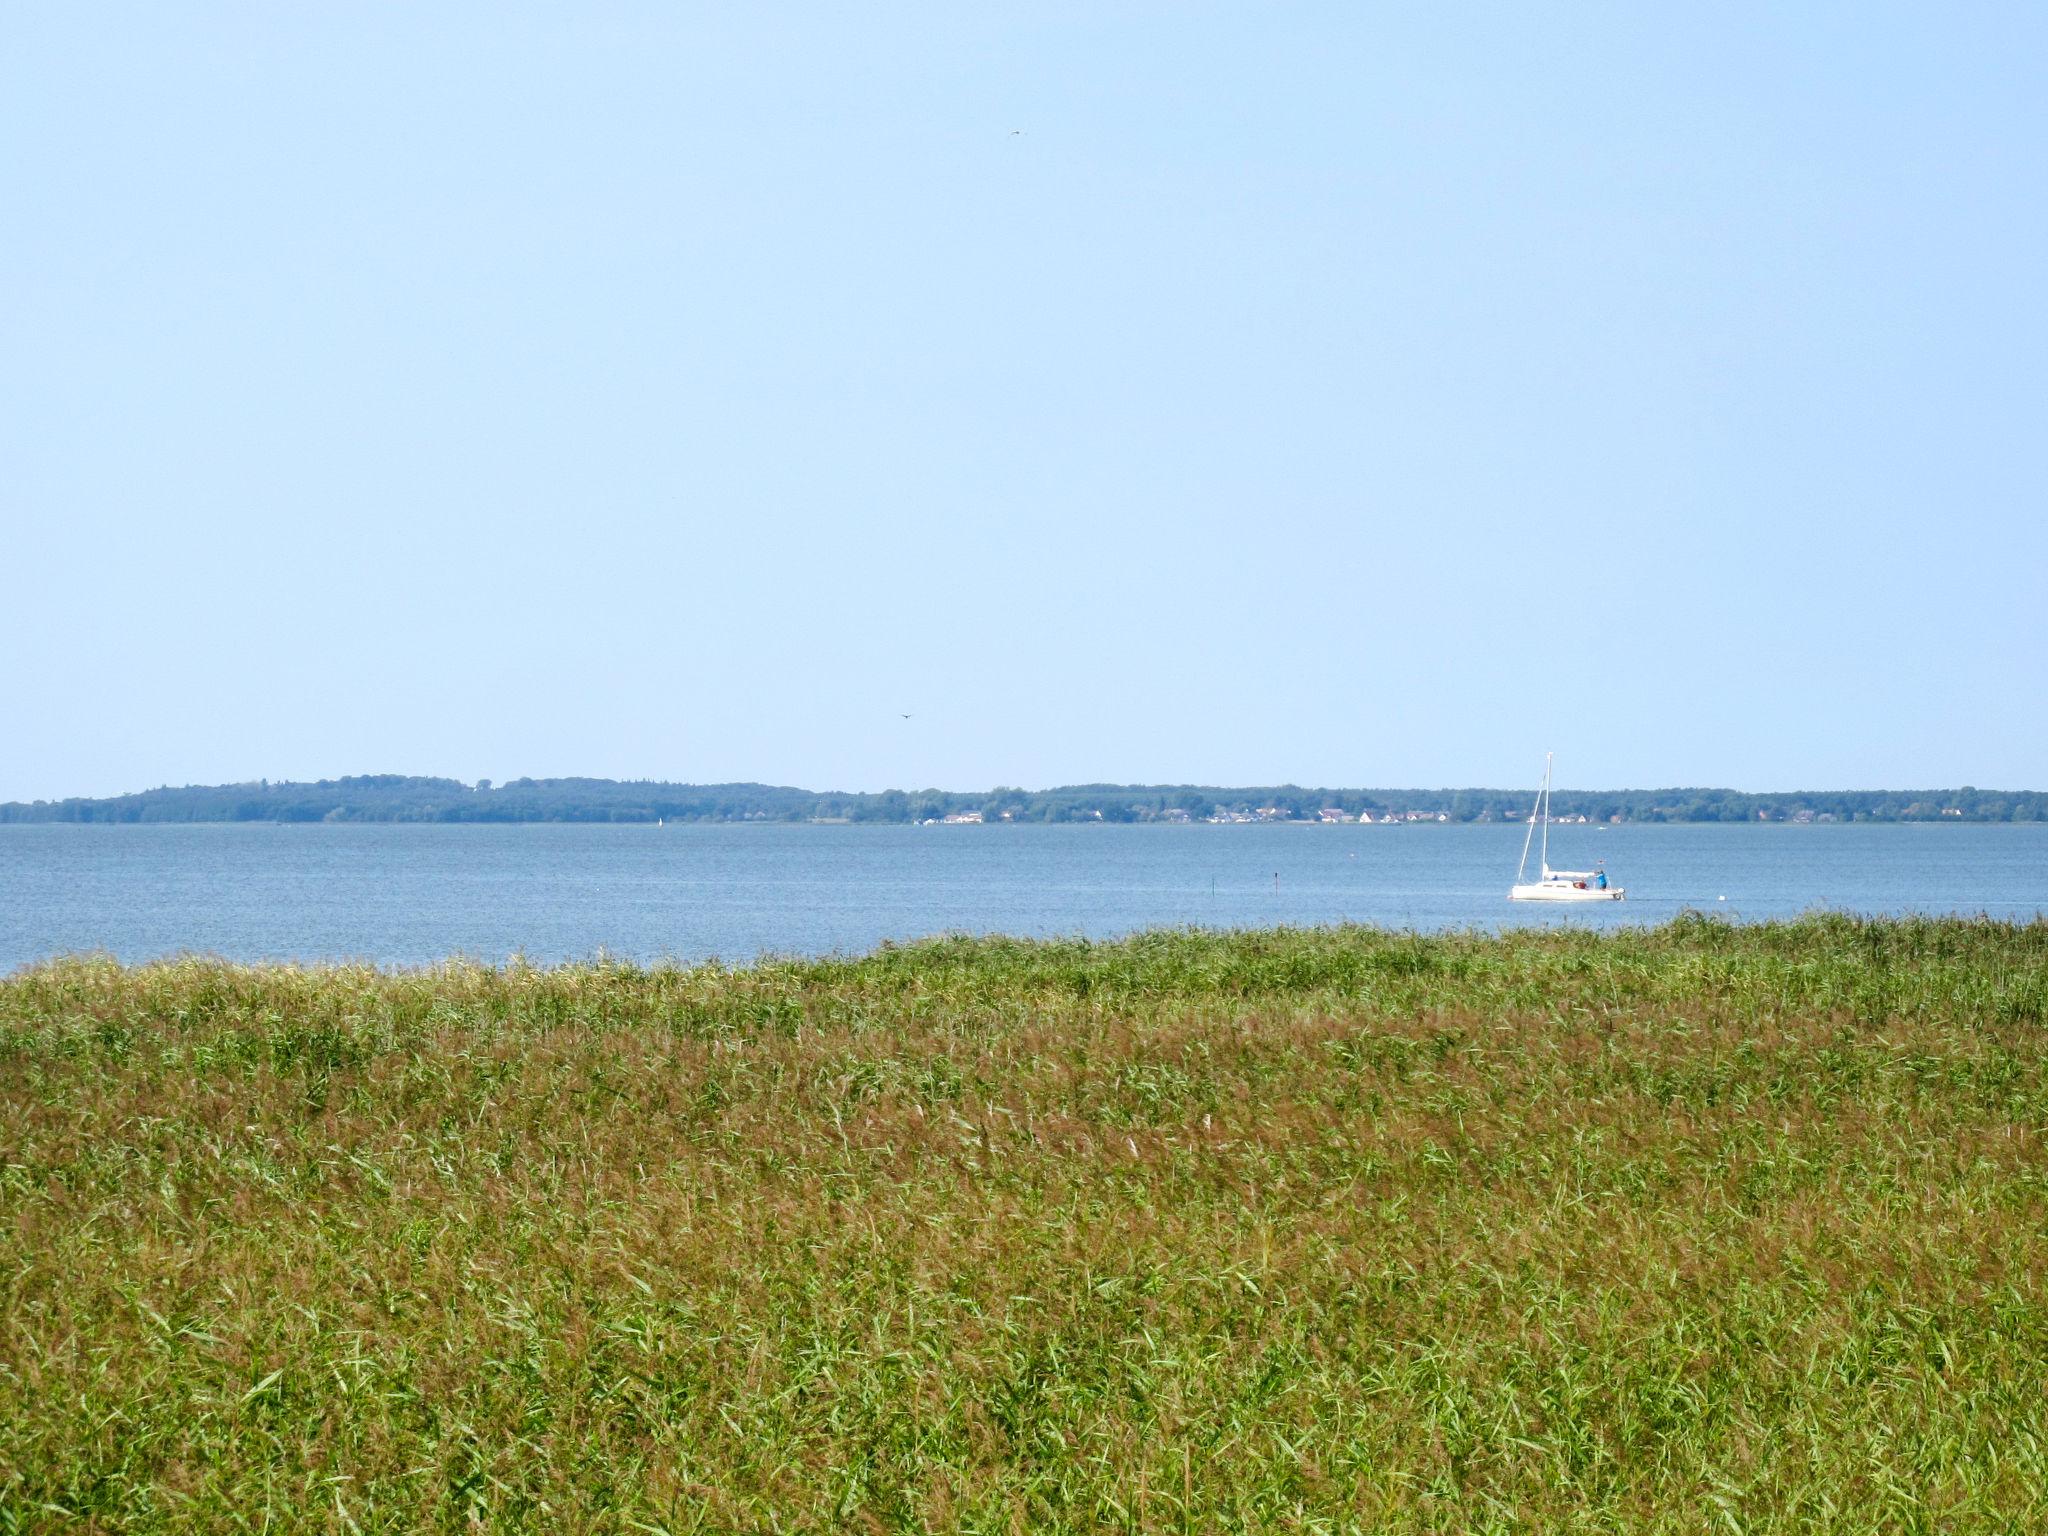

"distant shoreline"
[6,819,2042,832]
[2,775,2040,826]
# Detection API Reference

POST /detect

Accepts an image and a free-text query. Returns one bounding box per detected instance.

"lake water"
[2,822,2043,971]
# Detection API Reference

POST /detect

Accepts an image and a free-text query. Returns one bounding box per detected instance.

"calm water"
[2,822,2043,971]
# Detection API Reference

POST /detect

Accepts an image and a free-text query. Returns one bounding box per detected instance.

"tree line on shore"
[2,774,2042,824]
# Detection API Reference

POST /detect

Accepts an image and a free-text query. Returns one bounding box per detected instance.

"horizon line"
[5,773,2042,806]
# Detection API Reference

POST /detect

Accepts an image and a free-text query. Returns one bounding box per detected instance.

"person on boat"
[1594,868,1608,890]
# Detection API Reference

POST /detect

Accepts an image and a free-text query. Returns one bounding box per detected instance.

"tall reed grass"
[4,914,2047,1531]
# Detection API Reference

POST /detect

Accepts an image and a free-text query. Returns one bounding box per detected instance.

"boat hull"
[1509,883,1624,902]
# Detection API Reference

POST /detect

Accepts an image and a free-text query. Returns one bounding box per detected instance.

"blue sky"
[4,4,2042,800]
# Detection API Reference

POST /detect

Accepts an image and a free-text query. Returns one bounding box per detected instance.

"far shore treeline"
[2,775,2042,825]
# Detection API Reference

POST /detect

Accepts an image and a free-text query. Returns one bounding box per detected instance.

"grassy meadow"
[5,915,2048,1533]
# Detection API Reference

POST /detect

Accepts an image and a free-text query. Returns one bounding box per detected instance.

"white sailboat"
[1510,753,1623,902]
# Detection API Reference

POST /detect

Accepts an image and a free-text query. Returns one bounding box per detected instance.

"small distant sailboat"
[1510,752,1623,902]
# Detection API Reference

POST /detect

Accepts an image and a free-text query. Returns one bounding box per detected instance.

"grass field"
[5,915,2048,1533]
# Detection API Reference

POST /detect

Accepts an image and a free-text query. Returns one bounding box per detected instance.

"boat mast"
[1516,756,1545,884]
[1539,751,1552,877]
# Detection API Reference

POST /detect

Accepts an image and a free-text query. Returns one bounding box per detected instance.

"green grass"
[4,914,2048,1532]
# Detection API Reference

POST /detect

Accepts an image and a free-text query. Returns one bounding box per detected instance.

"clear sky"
[5,4,2043,801]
